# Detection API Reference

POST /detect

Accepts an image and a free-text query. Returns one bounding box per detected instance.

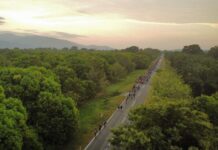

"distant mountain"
[0,33,113,50]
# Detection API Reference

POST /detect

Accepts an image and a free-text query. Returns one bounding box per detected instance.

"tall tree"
[208,46,218,59]
[182,44,204,54]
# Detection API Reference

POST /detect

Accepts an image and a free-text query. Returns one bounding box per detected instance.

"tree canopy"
[0,86,42,150]
[0,48,159,149]
[182,44,204,54]
[208,46,218,59]
[167,52,218,96]
[111,101,213,150]
[0,67,79,148]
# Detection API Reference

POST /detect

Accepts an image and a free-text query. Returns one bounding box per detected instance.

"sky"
[0,0,218,49]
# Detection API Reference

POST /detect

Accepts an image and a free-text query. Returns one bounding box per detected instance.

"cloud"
[14,28,85,38]
[0,0,217,49]
[0,16,5,25]
[124,19,218,28]
[75,0,218,24]
[0,29,86,42]
[53,32,86,39]
[1,0,218,24]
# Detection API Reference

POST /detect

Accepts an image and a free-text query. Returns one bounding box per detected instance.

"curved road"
[85,55,163,150]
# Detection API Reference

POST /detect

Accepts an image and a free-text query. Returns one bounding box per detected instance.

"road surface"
[85,55,163,150]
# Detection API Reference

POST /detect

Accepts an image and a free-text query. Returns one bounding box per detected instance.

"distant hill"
[0,33,113,50]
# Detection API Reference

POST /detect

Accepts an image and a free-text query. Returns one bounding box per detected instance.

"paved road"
[85,55,163,150]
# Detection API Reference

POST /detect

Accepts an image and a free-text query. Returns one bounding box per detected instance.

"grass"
[66,69,146,150]
[145,59,191,104]
[145,58,165,104]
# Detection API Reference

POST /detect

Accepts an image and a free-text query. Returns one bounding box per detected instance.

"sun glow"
[0,0,218,49]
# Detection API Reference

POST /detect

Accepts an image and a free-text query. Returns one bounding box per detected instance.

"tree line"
[0,47,160,149]
[0,48,159,105]
[167,44,218,97]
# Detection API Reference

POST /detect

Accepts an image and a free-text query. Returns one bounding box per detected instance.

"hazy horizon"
[0,0,218,49]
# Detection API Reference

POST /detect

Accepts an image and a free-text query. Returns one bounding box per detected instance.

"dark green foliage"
[0,49,159,105]
[124,46,140,52]
[111,126,151,150]
[167,49,218,149]
[35,92,78,145]
[192,93,218,149]
[132,54,150,69]
[111,101,213,150]
[182,44,203,54]
[70,46,78,50]
[108,62,126,82]
[167,52,218,96]
[0,86,42,150]
[193,94,218,125]
[0,67,79,148]
[23,128,43,150]
[208,46,218,59]
[0,86,4,99]
[0,48,159,149]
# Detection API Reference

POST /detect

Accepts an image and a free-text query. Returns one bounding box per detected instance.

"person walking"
[94,128,98,137]
[103,121,107,127]
[99,124,102,131]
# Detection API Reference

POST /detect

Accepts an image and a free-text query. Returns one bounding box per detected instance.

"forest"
[110,45,218,150]
[1,44,218,150]
[167,45,218,97]
[0,47,160,150]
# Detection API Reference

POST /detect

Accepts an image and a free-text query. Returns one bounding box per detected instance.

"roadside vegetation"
[71,69,146,149]
[111,54,218,149]
[0,47,159,149]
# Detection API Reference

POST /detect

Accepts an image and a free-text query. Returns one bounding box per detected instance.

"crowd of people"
[93,57,161,137]
[122,57,160,106]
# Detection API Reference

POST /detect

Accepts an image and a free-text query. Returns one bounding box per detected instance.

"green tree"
[70,46,78,50]
[111,101,213,150]
[125,46,140,52]
[108,63,127,82]
[34,92,79,145]
[23,128,43,150]
[182,44,204,54]
[0,86,42,150]
[193,95,218,125]
[167,52,218,96]
[208,46,218,59]
[132,54,150,69]
[0,67,79,148]
[151,63,191,99]
[192,94,218,149]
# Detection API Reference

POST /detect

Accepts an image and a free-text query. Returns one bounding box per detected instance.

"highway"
[85,55,163,150]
